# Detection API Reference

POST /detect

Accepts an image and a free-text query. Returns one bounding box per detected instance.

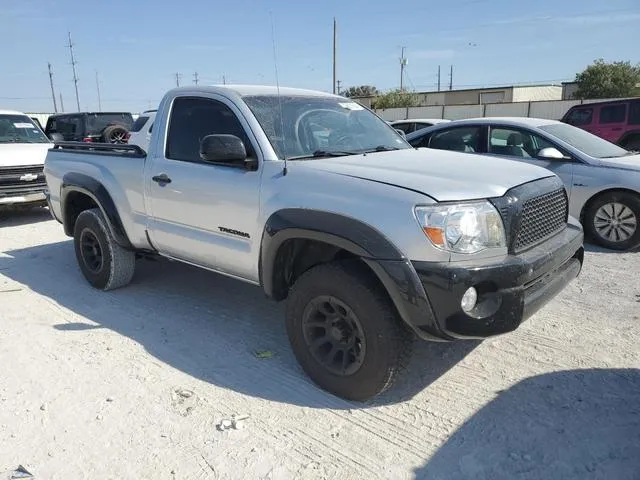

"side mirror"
[395,128,407,139]
[537,147,569,161]
[48,132,64,143]
[200,134,256,169]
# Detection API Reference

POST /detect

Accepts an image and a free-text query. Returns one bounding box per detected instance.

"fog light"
[461,287,478,313]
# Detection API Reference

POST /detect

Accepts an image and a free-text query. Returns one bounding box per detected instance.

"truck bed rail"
[52,142,146,158]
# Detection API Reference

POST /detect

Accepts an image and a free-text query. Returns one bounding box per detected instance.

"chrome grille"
[514,188,567,251]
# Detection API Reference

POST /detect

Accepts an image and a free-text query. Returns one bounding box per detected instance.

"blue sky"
[2,0,639,113]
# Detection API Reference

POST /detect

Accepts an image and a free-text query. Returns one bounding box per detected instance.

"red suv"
[561,98,640,151]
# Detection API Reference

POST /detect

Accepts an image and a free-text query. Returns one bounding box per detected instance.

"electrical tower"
[449,65,453,91]
[175,73,182,87]
[193,72,199,85]
[66,32,81,111]
[399,47,407,91]
[47,63,58,113]
[336,80,342,95]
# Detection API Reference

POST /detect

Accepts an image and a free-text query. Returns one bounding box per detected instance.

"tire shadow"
[414,368,640,480]
[0,240,478,409]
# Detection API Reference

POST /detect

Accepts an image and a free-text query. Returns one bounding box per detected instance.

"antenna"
[95,71,102,111]
[270,11,288,176]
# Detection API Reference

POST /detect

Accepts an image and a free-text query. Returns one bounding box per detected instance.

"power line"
[66,32,80,112]
[47,63,58,113]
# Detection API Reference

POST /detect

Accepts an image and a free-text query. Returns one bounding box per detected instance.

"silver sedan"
[406,117,640,250]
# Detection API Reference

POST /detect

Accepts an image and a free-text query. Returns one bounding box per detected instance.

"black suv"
[45,112,133,143]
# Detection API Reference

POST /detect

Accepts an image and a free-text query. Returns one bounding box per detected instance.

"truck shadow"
[0,207,51,227]
[413,368,640,480]
[0,240,479,409]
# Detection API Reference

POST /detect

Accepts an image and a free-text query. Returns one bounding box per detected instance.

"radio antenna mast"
[270,11,287,176]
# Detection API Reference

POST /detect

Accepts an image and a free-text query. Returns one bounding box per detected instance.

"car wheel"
[286,261,413,401]
[73,208,136,290]
[585,192,640,251]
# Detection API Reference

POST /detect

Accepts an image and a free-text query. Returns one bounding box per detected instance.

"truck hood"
[596,154,640,171]
[295,148,553,202]
[0,143,52,167]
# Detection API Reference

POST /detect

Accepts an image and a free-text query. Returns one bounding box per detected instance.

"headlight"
[414,201,506,254]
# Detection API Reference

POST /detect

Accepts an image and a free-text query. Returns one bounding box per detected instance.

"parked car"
[126,110,156,152]
[561,98,640,151]
[406,117,640,250]
[44,86,583,401]
[0,110,51,208]
[390,118,450,134]
[44,112,134,144]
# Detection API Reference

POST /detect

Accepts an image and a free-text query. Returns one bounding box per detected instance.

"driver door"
[486,126,574,198]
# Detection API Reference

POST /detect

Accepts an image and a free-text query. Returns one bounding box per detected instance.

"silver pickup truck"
[44,85,584,401]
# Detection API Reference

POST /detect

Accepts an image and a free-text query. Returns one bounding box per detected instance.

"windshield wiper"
[362,145,401,153]
[286,150,360,160]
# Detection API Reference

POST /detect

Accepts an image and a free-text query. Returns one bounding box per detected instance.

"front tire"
[73,208,136,290]
[286,262,413,401]
[585,192,640,251]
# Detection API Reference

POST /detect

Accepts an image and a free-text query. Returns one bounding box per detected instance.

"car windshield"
[243,95,410,160]
[0,114,50,144]
[539,123,631,159]
[85,113,133,134]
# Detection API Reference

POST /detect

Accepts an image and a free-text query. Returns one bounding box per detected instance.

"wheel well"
[620,132,640,147]
[270,238,381,301]
[63,191,99,235]
[580,188,640,223]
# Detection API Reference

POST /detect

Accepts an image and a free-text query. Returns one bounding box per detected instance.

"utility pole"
[336,80,342,95]
[193,72,199,85]
[222,74,226,85]
[66,32,80,112]
[47,63,58,113]
[399,47,407,91]
[59,93,65,112]
[332,17,337,94]
[437,65,441,92]
[449,65,453,91]
[175,73,181,87]
[95,71,102,111]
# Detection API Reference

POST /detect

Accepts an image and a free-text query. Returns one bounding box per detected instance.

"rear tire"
[73,208,135,290]
[585,192,640,251]
[101,125,129,144]
[286,261,413,401]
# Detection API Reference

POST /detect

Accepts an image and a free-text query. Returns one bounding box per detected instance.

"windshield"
[85,113,133,134]
[539,123,630,159]
[243,95,410,160]
[0,114,50,144]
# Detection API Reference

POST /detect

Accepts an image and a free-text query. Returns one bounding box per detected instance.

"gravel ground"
[1,208,639,480]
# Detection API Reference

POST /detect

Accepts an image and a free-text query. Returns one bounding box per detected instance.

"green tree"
[574,59,640,99]
[371,89,419,109]
[342,85,379,98]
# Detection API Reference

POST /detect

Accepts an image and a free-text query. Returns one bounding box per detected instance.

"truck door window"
[599,104,627,124]
[166,97,253,163]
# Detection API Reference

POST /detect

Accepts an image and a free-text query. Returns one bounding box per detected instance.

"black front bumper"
[370,219,584,341]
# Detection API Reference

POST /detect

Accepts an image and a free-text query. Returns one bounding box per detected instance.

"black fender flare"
[61,172,133,250]
[259,209,446,341]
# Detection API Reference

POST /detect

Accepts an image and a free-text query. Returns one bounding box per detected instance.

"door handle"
[152,173,172,185]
